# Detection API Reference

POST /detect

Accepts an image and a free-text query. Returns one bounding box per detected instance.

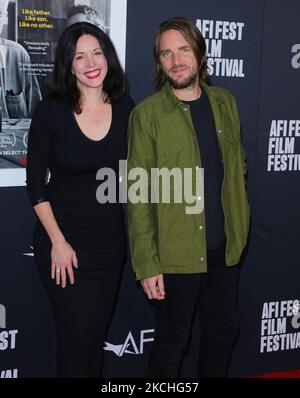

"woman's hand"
[51,240,78,288]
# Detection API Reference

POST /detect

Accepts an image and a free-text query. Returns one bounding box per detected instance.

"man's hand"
[141,274,165,300]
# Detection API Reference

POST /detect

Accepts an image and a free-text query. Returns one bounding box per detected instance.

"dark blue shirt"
[183,90,226,250]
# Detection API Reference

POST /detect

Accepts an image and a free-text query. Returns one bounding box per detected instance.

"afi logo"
[22,246,34,257]
[104,329,154,357]
[0,305,6,329]
[291,44,300,69]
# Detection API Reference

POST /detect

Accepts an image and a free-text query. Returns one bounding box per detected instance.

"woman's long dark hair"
[48,22,127,113]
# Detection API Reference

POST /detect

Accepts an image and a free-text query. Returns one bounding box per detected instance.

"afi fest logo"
[104,329,154,357]
[291,44,300,69]
[0,305,6,329]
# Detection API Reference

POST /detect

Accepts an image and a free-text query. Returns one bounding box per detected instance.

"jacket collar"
[159,80,224,113]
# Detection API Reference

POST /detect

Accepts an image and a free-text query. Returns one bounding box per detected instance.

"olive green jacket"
[127,81,250,280]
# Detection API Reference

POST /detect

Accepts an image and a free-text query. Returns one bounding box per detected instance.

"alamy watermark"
[96,160,205,215]
[0,304,6,329]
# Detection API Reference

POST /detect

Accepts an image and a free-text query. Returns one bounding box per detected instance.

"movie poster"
[0,0,127,187]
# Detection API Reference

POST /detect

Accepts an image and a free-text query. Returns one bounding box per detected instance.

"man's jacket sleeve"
[127,107,161,280]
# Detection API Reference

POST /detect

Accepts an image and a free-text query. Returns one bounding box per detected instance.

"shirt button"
[218,129,222,134]
[184,108,188,111]
[197,196,202,201]
[200,257,205,262]
[199,225,203,230]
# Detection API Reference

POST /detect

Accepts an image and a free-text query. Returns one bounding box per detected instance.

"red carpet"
[253,369,300,378]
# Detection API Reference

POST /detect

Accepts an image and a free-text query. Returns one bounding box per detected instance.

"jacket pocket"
[157,202,193,266]
[220,130,240,176]
[222,128,238,145]
[6,91,27,118]
[157,141,184,160]
[159,225,193,267]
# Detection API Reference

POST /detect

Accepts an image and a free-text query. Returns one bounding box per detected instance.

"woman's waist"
[51,201,124,228]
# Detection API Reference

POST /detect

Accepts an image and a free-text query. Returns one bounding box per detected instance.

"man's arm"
[127,107,166,300]
[127,107,161,281]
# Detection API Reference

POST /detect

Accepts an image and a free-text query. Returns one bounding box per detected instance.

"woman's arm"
[34,201,78,288]
[26,102,78,288]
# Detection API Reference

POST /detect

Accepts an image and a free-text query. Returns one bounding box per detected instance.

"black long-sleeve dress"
[26,94,134,378]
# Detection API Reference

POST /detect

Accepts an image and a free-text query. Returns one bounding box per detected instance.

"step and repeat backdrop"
[0,0,299,378]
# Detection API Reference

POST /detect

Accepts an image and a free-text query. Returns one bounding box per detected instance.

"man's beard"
[165,69,198,90]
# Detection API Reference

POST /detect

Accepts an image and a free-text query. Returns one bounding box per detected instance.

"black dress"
[26,95,134,377]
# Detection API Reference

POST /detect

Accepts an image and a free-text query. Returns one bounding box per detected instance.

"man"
[127,17,250,378]
[0,0,41,119]
[66,4,106,31]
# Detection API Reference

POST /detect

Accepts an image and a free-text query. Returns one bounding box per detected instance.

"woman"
[26,22,134,378]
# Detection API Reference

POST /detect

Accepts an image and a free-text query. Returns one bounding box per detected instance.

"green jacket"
[127,81,250,280]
